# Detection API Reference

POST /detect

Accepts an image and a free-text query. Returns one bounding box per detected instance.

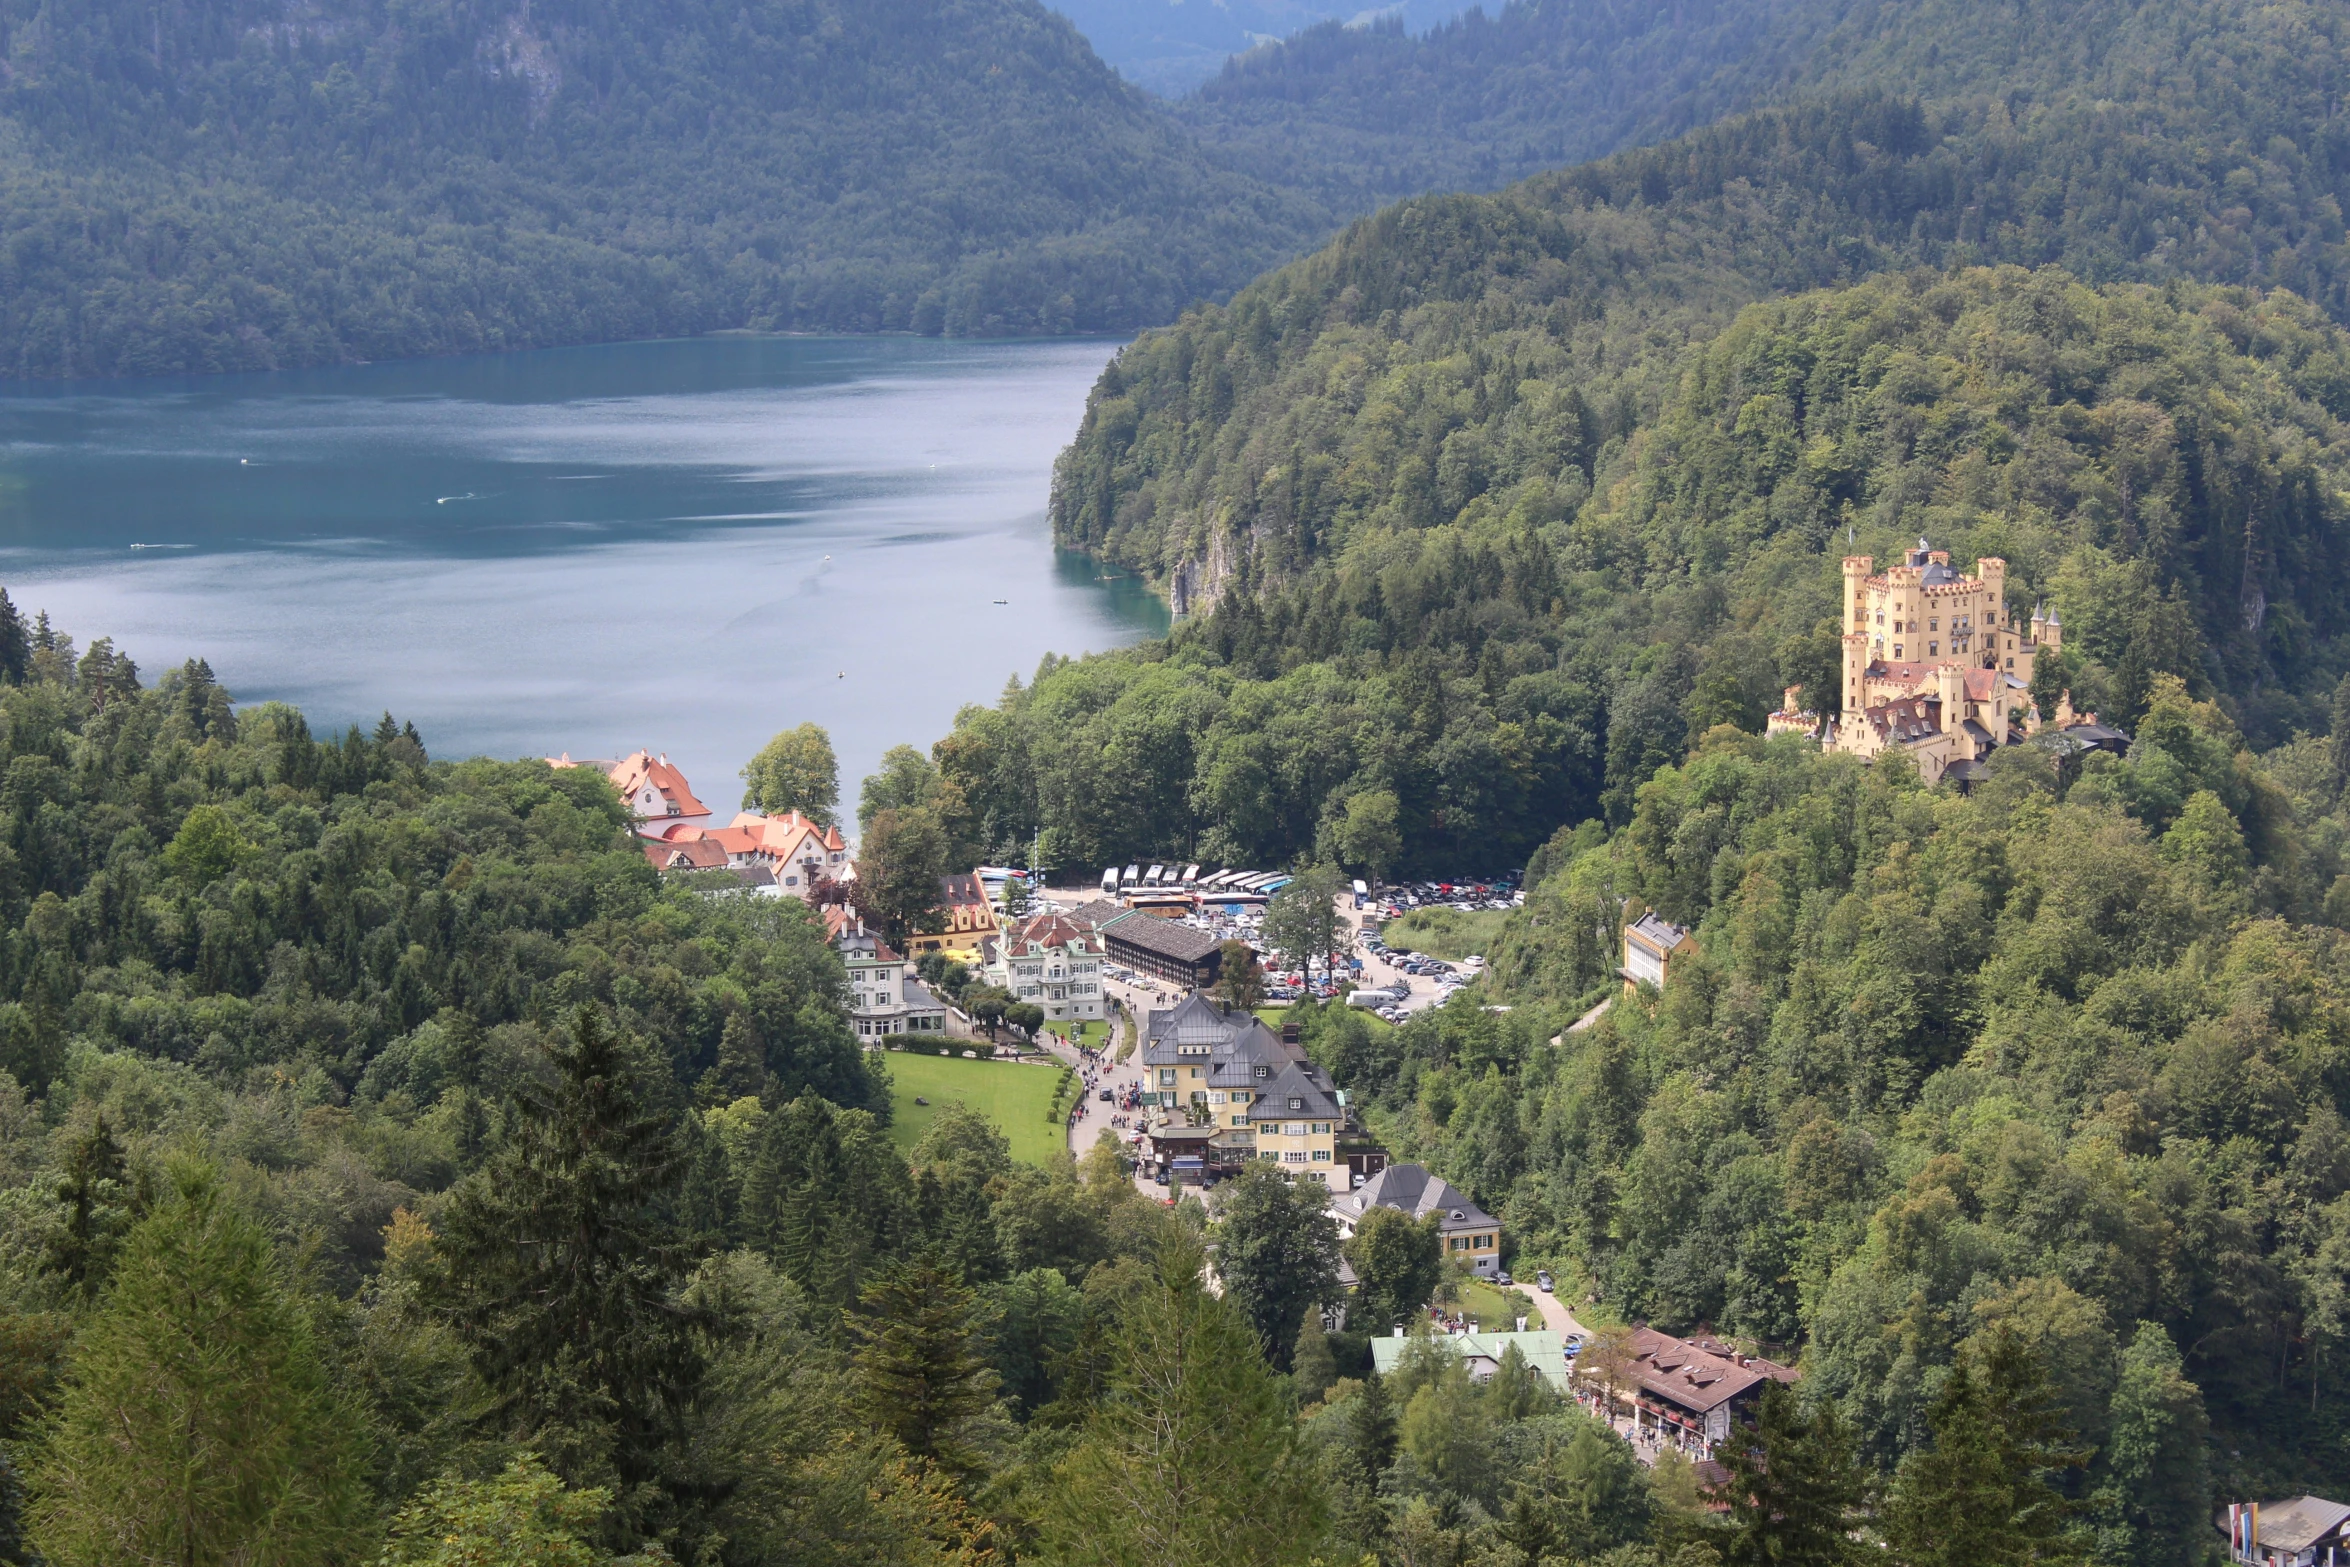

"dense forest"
[4,599,2323,1565]
[1287,672,2350,1549]
[0,0,1327,378]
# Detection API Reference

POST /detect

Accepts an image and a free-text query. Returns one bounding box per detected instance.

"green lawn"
[1453,1275,1541,1333]
[883,1050,1068,1166]
[1383,907,1512,962]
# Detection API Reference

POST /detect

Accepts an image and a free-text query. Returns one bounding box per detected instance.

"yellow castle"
[1772,540,2061,787]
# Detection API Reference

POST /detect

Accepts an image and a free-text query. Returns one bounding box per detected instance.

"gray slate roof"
[1334,1162,1495,1232]
[1106,916,1223,963]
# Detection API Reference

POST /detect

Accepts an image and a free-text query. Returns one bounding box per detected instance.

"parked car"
[1536,1270,1555,1292]
[1496,1272,1514,1286]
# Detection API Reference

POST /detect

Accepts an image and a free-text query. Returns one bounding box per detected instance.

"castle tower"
[1841,556,1873,717]
[1936,664,1965,734]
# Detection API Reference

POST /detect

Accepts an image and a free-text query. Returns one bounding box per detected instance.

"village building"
[1821,541,2057,786]
[1622,913,1696,992]
[827,909,947,1039]
[1105,914,1225,989]
[549,750,713,835]
[1578,1328,1799,1460]
[980,912,1106,1025]
[902,872,999,962]
[660,810,848,899]
[1138,994,1349,1188]
[1333,1162,1502,1277]
[1371,1330,1572,1389]
[2222,1496,2349,1567]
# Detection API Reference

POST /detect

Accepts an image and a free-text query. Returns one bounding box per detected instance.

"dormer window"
[1288,1097,1303,1111]
[1256,1065,1269,1079]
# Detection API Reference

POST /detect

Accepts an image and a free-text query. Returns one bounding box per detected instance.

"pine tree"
[422,1007,702,1501]
[701,1011,771,1106]
[1292,1304,1338,1405]
[1040,1230,1328,1567]
[1718,1384,1865,1567]
[1351,1366,1399,1478]
[40,1113,132,1301]
[2330,671,2350,788]
[0,1441,38,1567]
[853,1261,1001,1480]
[1884,1326,2090,1567]
[29,1163,369,1567]
[0,588,26,687]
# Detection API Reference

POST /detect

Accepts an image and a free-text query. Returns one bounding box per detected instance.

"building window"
[1158,1070,1174,1087]
[1929,643,1938,656]
[1312,1150,1331,1161]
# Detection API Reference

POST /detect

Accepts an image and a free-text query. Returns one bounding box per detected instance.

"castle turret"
[2038,605,2062,652]
[1936,664,1965,734]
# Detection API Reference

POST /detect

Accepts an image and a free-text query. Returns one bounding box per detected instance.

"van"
[1347,989,1390,1008]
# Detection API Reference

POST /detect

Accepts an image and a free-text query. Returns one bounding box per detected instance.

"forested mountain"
[0,0,1324,378]
[1172,0,1840,211]
[1046,0,1483,95]
[1011,0,2350,880]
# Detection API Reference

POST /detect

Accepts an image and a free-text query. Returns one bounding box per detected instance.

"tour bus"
[1100,867,1121,895]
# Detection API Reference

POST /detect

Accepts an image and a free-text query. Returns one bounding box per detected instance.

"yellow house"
[903,872,1001,963]
[1141,994,1349,1190]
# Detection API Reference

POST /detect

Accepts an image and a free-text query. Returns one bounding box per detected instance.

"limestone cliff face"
[1167,521,1240,618]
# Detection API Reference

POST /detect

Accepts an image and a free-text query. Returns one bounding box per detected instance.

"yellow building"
[1823,539,2059,786]
[902,872,1001,963]
[1141,994,1349,1190]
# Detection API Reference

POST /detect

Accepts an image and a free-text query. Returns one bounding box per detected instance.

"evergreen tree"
[0,589,26,687]
[423,1007,702,1502]
[28,1164,368,1567]
[853,1261,1001,1480]
[1040,1230,1327,1567]
[1884,1327,2090,1567]
[39,1113,132,1301]
[1351,1368,1399,1479]
[2330,671,2350,788]
[1292,1304,1338,1405]
[0,1441,38,1567]
[1717,1385,1864,1567]
[1212,1162,1341,1370]
[702,1012,772,1106]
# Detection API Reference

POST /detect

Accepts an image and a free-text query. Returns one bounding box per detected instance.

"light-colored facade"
[1139,994,1347,1190]
[829,910,947,1038]
[903,873,999,961]
[1332,1162,1503,1276]
[548,750,713,836]
[1820,540,2059,786]
[1622,913,1695,992]
[981,912,1105,1024]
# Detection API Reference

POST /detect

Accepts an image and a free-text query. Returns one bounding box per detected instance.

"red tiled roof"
[644,839,727,872]
[1617,1328,1799,1416]
[605,750,710,819]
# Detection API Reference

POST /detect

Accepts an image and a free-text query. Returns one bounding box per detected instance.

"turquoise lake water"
[0,334,1164,806]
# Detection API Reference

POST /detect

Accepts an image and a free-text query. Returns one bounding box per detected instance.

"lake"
[0,334,1164,813]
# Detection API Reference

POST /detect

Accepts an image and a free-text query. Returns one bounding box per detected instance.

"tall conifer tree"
[424,1007,701,1501]
[29,1165,368,1567]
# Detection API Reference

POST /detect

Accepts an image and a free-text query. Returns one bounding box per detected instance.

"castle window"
[1929,643,1938,656]
[1929,618,1938,631]
[1894,645,1904,658]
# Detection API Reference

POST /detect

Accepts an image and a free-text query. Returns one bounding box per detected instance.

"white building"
[982,912,1105,1025]
[829,910,947,1039]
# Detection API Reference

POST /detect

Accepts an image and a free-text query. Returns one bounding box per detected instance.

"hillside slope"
[1054,0,2350,746]
[0,0,1322,378]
